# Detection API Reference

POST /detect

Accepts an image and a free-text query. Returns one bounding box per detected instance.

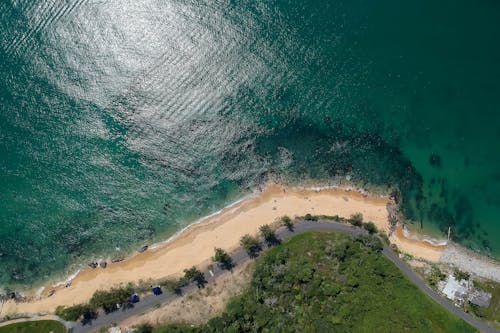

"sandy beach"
[2,183,446,316]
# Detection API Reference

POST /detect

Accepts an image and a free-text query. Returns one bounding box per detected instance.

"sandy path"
[2,183,445,316]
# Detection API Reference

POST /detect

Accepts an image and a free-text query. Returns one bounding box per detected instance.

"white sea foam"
[149,191,257,250]
[44,184,387,288]
[402,225,448,246]
[35,286,45,297]
[51,269,81,288]
[45,190,259,288]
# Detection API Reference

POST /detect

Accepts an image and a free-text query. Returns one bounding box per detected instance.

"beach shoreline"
[1,182,495,318]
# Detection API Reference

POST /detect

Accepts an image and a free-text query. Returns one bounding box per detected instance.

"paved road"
[69,220,498,333]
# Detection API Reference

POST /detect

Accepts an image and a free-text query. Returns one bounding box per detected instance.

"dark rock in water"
[163,203,170,214]
[100,261,107,268]
[111,257,124,263]
[138,245,148,253]
[429,154,442,167]
[88,262,98,269]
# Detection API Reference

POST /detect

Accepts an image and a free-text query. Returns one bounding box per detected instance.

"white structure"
[108,327,122,333]
[441,275,469,303]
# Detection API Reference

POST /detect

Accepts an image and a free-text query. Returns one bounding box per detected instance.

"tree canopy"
[349,212,363,227]
[183,266,207,288]
[281,215,294,231]
[363,221,378,234]
[259,224,280,246]
[240,234,262,258]
[212,247,234,270]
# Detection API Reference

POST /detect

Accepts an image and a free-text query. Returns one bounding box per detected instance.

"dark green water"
[1,0,499,287]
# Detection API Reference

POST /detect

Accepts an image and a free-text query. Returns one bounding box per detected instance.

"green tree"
[240,234,262,258]
[212,247,234,270]
[55,304,91,322]
[363,222,378,234]
[349,213,363,227]
[281,215,294,231]
[259,224,280,246]
[89,285,132,313]
[183,266,207,288]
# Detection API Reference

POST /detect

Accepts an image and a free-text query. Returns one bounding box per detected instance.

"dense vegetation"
[55,303,96,322]
[56,265,209,321]
[0,320,65,333]
[55,285,133,321]
[468,279,500,329]
[146,231,475,333]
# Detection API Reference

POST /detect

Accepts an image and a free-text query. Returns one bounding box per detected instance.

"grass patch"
[150,231,475,332]
[0,320,66,333]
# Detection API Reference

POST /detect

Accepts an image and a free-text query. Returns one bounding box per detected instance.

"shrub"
[378,231,390,245]
[403,253,413,261]
[159,279,183,295]
[135,323,154,333]
[468,303,487,318]
[353,235,383,252]
[304,213,318,221]
[183,266,207,288]
[55,304,90,322]
[333,241,351,261]
[331,215,342,222]
[453,268,470,281]
[349,213,363,227]
[428,265,445,286]
[363,222,378,234]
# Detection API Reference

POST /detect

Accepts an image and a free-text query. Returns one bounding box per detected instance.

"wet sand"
[390,225,445,261]
[2,183,445,316]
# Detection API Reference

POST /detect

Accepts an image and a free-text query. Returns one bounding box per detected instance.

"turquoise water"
[1,0,499,287]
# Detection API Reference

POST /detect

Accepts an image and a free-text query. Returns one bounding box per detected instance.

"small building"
[469,289,492,308]
[107,327,121,333]
[441,275,468,303]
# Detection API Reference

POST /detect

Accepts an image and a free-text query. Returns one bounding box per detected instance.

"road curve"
[69,220,498,333]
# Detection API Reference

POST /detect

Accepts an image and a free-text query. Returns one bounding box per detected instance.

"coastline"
[1,182,494,317]
[441,244,500,283]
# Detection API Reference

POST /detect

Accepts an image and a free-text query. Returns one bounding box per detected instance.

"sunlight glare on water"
[0,0,499,286]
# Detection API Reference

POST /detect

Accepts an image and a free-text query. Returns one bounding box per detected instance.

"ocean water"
[1,0,499,287]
